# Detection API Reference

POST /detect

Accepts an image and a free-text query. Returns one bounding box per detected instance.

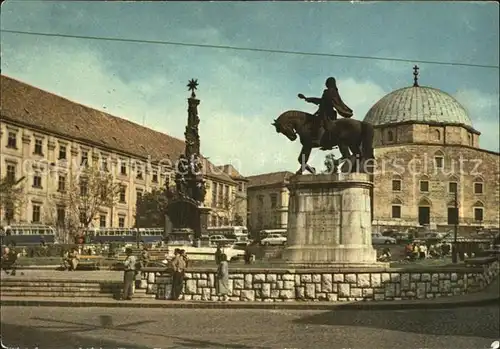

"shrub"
[24,244,78,258]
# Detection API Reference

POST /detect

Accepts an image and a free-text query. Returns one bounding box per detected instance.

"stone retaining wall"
[141,257,499,302]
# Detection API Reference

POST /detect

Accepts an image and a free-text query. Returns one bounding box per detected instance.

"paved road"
[1,305,498,349]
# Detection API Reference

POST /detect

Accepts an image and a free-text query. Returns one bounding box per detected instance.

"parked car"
[260,234,287,246]
[371,233,397,245]
[209,235,235,246]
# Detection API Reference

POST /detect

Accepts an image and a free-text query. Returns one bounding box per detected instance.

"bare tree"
[213,193,246,226]
[49,166,121,242]
[0,176,26,224]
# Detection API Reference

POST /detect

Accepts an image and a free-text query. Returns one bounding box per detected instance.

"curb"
[1,295,498,310]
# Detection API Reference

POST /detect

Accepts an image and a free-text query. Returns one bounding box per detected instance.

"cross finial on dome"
[413,65,420,87]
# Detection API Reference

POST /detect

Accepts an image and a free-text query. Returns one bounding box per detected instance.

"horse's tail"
[360,121,375,159]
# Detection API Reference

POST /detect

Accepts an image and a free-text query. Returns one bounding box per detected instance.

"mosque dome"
[363,67,474,129]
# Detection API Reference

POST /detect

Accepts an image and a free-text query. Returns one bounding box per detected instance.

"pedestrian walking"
[122,247,136,300]
[216,254,230,301]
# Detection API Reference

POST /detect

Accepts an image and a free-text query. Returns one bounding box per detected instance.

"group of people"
[404,241,452,260]
[121,246,190,301]
[62,247,80,271]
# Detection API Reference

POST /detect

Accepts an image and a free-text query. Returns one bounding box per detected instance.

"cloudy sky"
[1,1,498,176]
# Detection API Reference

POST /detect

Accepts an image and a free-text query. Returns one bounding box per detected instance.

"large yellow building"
[246,171,292,231]
[0,75,243,229]
[215,164,249,227]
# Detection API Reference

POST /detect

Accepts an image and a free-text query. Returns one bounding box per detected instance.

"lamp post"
[452,190,459,263]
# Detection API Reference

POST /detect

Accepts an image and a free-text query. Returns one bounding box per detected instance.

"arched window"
[473,177,484,194]
[448,175,459,194]
[434,150,444,170]
[434,129,441,141]
[419,175,430,192]
[468,134,473,146]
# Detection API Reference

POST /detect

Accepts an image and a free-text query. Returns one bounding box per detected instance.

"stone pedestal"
[282,173,380,267]
[199,206,211,236]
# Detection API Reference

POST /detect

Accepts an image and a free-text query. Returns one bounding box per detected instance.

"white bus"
[1,224,56,245]
[83,227,164,244]
[206,226,249,242]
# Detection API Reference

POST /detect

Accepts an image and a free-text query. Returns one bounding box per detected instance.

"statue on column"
[175,154,189,196]
[271,76,374,175]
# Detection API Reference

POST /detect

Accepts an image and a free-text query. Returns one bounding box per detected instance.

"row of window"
[391,205,485,222]
[4,202,127,228]
[391,179,484,194]
[6,163,148,205]
[210,216,230,227]
[211,183,231,208]
[254,213,281,229]
[386,130,445,143]
[5,131,163,181]
[385,129,473,146]
[256,193,279,208]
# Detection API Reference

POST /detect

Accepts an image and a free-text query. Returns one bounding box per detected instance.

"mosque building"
[366,66,499,232]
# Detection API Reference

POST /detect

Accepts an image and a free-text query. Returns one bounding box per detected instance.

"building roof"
[363,85,476,131]
[247,171,294,188]
[216,164,248,181]
[0,75,234,183]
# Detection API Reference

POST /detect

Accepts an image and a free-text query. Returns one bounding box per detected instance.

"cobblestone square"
[1,305,498,349]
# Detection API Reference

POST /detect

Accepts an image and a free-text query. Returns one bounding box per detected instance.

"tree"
[0,176,25,224]
[135,187,169,228]
[214,194,246,226]
[49,166,121,239]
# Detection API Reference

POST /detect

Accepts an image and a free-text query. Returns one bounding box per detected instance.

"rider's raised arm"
[298,93,321,105]
[305,97,321,105]
[298,94,322,105]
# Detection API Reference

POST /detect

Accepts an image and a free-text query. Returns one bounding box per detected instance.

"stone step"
[0,286,118,292]
[0,282,121,288]
[0,291,155,298]
[0,285,148,291]
[0,279,155,298]
[0,283,147,290]
[0,276,122,285]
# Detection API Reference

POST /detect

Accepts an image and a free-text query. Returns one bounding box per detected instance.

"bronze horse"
[272,110,374,174]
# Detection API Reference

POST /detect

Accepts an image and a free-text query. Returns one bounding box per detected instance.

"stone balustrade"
[139,257,499,302]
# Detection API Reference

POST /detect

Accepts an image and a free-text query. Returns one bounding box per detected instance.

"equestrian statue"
[272,77,375,175]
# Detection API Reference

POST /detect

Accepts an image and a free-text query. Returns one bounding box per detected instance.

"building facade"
[214,164,249,227]
[365,71,499,231]
[0,75,241,229]
[246,171,292,231]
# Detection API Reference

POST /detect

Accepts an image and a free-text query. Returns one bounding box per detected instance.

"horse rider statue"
[298,77,354,148]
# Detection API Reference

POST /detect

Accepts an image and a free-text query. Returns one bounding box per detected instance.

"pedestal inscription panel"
[282,173,378,266]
